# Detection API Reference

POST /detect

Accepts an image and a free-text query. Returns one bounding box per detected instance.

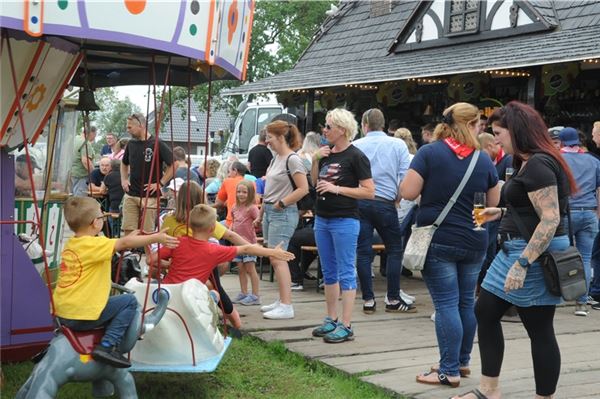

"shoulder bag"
[508,202,586,301]
[403,150,480,272]
[285,153,316,211]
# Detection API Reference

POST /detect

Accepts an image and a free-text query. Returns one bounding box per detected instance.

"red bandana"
[560,146,585,154]
[494,148,505,165]
[444,137,475,159]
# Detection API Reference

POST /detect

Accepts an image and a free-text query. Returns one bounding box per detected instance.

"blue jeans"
[314,216,359,291]
[570,210,599,303]
[58,294,138,347]
[422,243,485,377]
[356,200,403,301]
[590,220,600,297]
[262,204,299,250]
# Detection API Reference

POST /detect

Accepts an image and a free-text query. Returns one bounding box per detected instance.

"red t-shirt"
[160,236,237,284]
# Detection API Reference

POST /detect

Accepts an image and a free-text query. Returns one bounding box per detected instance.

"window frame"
[444,0,483,37]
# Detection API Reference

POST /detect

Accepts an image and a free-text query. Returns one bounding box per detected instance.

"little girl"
[231,180,261,306]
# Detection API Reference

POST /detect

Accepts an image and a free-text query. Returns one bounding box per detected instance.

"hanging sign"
[542,63,579,96]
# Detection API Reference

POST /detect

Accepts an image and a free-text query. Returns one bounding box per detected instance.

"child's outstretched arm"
[115,228,179,253]
[236,243,295,262]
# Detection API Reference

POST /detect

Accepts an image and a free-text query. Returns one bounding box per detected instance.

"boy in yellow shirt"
[54,197,178,368]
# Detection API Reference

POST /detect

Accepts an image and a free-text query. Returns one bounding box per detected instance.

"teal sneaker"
[323,323,354,343]
[311,316,337,337]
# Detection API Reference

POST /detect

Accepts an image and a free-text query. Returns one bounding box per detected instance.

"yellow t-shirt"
[162,214,226,240]
[53,236,116,320]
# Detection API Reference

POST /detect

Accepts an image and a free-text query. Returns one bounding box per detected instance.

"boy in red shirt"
[153,204,294,325]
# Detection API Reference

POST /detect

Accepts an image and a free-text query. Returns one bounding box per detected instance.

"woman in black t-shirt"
[309,108,374,344]
[453,102,578,399]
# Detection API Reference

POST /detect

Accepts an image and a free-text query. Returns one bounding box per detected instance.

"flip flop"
[430,363,471,377]
[416,371,460,388]
[449,388,489,399]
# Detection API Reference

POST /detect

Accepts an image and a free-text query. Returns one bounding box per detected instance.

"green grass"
[1,336,404,398]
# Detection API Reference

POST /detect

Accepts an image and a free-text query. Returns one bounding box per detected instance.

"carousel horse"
[16,285,169,399]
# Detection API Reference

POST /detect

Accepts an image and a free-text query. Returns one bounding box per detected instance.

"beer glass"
[473,192,486,231]
[505,167,514,181]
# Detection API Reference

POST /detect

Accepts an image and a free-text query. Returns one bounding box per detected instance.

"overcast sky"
[115,85,155,113]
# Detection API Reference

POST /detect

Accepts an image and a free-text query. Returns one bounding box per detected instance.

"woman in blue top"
[401,102,499,388]
[452,102,578,399]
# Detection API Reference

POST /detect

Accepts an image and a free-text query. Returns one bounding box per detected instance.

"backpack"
[285,153,316,211]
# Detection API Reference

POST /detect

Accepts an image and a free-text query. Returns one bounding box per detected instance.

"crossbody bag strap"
[433,150,480,227]
[285,153,299,190]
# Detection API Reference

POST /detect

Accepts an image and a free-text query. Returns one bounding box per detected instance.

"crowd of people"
[37,103,600,397]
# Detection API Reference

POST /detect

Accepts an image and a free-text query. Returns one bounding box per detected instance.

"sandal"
[449,388,489,399]
[416,371,460,388]
[430,363,471,377]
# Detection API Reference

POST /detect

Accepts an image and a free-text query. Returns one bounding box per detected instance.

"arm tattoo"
[524,185,560,262]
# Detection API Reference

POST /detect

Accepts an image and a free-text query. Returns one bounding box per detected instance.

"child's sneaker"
[312,316,337,337]
[263,303,294,319]
[291,282,304,291]
[240,294,261,306]
[260,299,280,313]
[574,303,589,317]
[323,323,354,343]
[91,345,131,368]
[232,292,248,304]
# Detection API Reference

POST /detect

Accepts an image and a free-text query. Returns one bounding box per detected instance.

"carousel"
[1,1,254,397]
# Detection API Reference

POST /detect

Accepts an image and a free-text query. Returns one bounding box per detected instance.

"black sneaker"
[92,345,131,368]
[363,299,376,314]
[304,272,317,281]
[385,298,417,313]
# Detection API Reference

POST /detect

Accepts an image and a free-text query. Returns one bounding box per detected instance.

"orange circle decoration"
[227,0,238,45]
[26,84,46,112]
[124,0,146,15]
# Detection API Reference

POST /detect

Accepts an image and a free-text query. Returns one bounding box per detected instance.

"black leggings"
[211,270,233,315]
[475,289,560,396]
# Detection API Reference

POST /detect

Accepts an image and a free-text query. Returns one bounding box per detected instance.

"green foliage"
[76,88,142,146]
[168,0,330,115]
[1,336,403,399]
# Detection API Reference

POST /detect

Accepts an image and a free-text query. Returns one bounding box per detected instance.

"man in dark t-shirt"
[121,113,173,236]
[247,129,273,178]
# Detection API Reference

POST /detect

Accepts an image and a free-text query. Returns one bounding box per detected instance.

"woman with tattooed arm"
[452,101,578,399]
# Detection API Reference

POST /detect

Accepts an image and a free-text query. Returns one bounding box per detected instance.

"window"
[238,108,257,154]
[445,0,480,36]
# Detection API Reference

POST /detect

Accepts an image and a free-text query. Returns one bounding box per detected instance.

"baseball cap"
[16,154,41,170]
[547,126,564,141]
[559,127,580,146]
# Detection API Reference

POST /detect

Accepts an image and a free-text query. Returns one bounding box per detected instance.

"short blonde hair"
[394,128,417,154]
[189,204,217,232]
[64,197,101,232]
[327,108,357,141]
[478,132,495,148]
[594,121,600,131]
[434,102,480,148]
[206,159,220,178]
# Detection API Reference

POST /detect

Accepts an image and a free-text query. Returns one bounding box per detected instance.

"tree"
[167,0,331,115]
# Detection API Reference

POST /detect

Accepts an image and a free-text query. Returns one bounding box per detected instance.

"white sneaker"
[260,299,280,313]
[291,283,304,291]
[263,304,294,319]
[400,290,416,305]
[574,303,589,317]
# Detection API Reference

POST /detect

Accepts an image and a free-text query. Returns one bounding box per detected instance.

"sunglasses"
[325,124,334,130]
[129,114,142,124]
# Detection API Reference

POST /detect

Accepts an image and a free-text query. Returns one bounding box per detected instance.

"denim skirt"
[481,236,569,307]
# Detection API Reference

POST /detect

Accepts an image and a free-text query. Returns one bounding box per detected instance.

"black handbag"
[508,203,586,301]
[285,153,316,211]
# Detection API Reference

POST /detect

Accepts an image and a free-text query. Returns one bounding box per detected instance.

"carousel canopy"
[0,0,255,86]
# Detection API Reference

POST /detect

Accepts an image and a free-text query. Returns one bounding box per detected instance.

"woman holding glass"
[400,102,499,388]
[452,102,577,399]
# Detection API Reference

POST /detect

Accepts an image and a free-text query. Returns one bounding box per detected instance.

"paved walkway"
[220,264,600,399]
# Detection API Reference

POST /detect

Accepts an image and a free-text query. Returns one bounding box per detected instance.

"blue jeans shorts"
[233,254,257,263]
[262,203,298,250]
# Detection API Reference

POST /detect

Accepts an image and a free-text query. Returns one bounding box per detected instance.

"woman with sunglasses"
[310,108,375,343]
[257,120,309,320]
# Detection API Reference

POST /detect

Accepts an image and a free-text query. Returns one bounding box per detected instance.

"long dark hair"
[488,101,577,193]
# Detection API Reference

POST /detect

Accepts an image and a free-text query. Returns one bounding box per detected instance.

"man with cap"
[15,154,41,196]
[548,126,563,150]
[559,127,600,316]
[71,126,97,196]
